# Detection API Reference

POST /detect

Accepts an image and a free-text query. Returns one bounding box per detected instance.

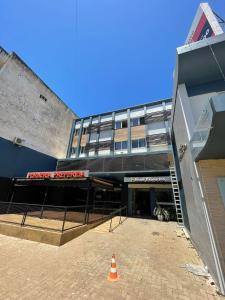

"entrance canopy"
[14,176,119,191]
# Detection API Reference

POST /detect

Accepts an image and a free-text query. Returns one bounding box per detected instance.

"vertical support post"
[67,119,76,158]
[76,119,84,158]
[7,180,15,213]
[85,182,91,224]
[127,108,131,154]
[21,207,27,226]
[119,207,122,224]
[162,101,170,148]
[87,116,92,157]
[62,207,67,232]
[40,186,48,219]
[111,111,115,156]
[144,105,150,152]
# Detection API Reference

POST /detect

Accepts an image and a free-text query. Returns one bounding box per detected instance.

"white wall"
[0,51,76,159]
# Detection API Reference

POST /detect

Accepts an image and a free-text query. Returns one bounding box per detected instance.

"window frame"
[74,129,80,136]
[71,147,77,155]
[80,146,86,154]
[114,140,128,151]
[131,138,146,149]
[115,120,127,129]
[130,117,145,127]
[82,127,87,135]
[130,118,140,127]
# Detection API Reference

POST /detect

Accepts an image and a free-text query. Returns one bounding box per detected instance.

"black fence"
[0,201,127,233]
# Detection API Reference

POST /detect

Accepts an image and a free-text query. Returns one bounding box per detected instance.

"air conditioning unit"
[13,137,23,146]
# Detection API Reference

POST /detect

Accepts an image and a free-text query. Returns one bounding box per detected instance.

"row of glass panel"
[74,120,167,142]
[74,117,145,135]
[70,138,169,158]
[74,103,172,129]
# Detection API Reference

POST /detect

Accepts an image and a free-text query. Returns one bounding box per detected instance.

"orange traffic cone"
[108,254,119,282]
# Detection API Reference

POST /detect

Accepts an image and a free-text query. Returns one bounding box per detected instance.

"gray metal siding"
[173,93,218,283]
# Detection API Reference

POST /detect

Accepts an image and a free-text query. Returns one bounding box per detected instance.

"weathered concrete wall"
[0,47,77,159]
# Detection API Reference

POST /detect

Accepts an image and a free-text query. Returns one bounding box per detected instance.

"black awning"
[13,176,119,190]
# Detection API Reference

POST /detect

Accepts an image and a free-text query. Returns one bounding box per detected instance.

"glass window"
[139,138,146,147]
[74,129,79,136]
[115,120,127,129]
[131,118,140,127]
[82,127,87,135]
[115,142,121,150]
[140,117,145,125]
[132,140,139,148]
[71,147,76,154]
[122,120,127,128]
[132,138,146,148]
[115,141,128,150]
[122,141,127,149]
[80,146,85,154]
[115,121,121,129]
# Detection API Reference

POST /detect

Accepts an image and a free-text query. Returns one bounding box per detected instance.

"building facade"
[58,99,176,218]
[172,26,225,296]
[0,47,77,177]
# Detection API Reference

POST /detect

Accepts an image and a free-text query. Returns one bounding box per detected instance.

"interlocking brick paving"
[0,218,222,299]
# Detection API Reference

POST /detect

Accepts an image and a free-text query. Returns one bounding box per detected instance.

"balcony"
[191,93,225,161]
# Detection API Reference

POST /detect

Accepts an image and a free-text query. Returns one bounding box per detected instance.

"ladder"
[169,166,184,227]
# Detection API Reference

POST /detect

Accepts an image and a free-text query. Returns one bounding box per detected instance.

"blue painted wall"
[0,137,57,178]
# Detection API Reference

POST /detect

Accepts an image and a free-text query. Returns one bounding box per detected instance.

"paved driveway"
[0,218,222,299]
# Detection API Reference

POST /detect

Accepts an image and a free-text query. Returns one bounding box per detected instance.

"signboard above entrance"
[186,3,223,44]
[124,176,171,183]
[26,170,89,179]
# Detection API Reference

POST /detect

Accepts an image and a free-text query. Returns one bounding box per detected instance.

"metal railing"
[0,201,127,233]
[108,206,128,232]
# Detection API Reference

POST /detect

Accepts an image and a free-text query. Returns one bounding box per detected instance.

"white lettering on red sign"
[26,171,89,179]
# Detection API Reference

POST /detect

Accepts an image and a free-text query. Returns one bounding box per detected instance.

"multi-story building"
[0,46,77,177]
[171,3,225,295]
[58,99,176,218]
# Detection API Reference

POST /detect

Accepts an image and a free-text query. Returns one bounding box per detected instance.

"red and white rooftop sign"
[26,170,89,179]
[186,3,223,44]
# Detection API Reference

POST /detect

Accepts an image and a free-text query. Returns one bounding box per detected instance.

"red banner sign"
[26,170,89,179]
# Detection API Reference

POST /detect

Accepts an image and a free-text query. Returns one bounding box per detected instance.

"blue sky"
[0,0,224,117]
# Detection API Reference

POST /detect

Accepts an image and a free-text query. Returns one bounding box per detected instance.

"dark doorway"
[133,190,151,217]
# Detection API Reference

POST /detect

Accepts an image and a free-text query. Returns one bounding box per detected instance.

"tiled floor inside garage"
[0,218,222,300]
